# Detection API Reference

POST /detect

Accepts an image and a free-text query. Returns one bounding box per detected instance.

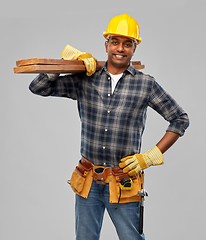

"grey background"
[1,0,205,239]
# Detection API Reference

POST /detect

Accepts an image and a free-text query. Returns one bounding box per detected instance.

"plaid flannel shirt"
[29,63,189,166]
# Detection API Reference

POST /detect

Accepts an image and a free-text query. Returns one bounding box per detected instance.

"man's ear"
[105,41,108,53]
[133,45,137,55]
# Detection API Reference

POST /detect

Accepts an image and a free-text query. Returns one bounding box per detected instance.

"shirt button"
[103,146,105,149]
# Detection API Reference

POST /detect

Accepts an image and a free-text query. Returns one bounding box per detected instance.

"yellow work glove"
[62,44,97,76]
[119,146,164,177]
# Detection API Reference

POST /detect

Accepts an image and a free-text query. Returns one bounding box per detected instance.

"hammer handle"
[139,175,145,234]
[139,204,144,234]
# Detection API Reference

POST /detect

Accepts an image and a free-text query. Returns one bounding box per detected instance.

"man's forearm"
[156,131,180,154]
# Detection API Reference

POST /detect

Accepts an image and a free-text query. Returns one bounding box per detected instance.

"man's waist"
[77,156,138,184]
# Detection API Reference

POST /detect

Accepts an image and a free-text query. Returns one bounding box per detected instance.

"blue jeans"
[75,181,145,240]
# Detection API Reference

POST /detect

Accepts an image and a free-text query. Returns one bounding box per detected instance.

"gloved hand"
[119,146,164,177]
[62,44,97,76]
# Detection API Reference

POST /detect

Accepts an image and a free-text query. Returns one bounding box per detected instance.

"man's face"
[105,35,136,74]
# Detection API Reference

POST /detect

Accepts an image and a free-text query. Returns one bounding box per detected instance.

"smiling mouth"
[114,54,126,59]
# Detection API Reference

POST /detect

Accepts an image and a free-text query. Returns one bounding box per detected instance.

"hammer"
[138,180,148,234]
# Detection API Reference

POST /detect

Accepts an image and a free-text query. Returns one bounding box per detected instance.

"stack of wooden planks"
[14,58,145,74]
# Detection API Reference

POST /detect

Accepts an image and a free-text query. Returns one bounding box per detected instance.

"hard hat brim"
[103,32,141,45]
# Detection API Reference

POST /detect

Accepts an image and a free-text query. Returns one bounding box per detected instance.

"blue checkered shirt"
[29,63,189,166]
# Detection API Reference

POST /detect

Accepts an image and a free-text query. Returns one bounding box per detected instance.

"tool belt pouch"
[69,160,93,199]
[109,172,145,203]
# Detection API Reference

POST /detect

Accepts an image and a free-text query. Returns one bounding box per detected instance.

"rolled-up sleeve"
[148,80,189,136]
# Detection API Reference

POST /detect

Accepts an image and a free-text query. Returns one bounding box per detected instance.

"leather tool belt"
[69,157,144,203]
[76,157,137,185]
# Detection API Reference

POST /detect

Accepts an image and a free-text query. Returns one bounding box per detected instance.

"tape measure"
[115,177,133,209]
[119,177,133,190]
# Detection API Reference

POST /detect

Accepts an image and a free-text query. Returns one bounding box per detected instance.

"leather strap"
[79,157,137,184]
[79,158,93,171]
[93,167,113,184]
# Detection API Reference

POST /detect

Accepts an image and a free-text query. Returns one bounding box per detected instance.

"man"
[29,14,189,240]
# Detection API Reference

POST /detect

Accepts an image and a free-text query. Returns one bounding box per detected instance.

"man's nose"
[117,42,124,52]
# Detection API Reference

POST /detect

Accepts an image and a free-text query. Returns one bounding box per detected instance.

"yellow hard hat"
[103,14,142,45]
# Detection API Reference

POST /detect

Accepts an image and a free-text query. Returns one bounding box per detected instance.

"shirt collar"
[98,61,136,76]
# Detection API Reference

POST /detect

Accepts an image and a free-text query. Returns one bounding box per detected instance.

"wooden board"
[15,58,142,67]
[14,58,145,74]
[16,58,96,67]
[14,64,87,74]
